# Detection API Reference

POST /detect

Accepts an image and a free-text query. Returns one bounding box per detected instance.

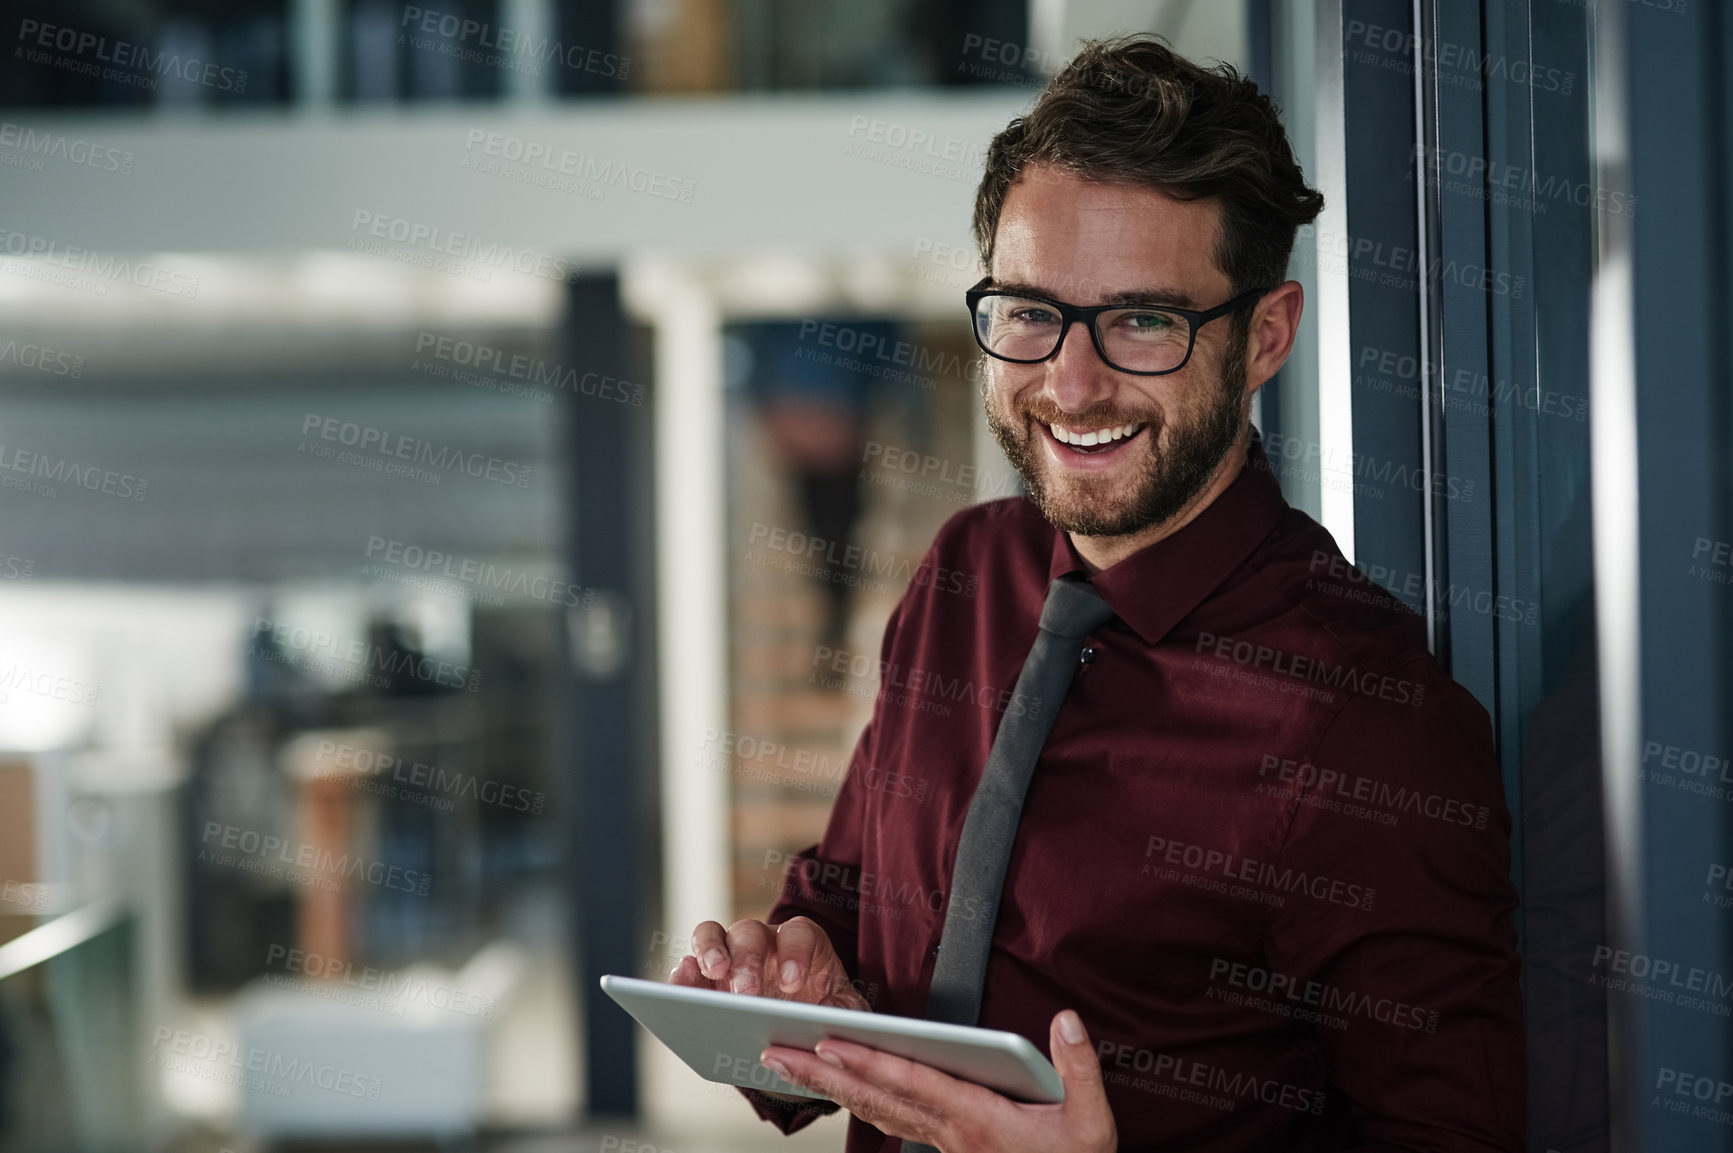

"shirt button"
[1080,647,1098,665]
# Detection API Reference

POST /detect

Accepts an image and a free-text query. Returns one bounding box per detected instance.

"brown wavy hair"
[972,35,1324,299]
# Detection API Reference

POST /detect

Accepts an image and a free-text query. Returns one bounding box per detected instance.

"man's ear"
[1245,280,1305,392]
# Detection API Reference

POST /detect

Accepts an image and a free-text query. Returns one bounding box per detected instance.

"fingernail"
[780,960,800,988]
[761,1055,790,1078]
[1059,1010,1086,1044]
[816,1046,845,1069]
[702,949,726,976]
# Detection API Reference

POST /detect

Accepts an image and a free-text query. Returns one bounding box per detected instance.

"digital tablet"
[599,974,1064,1104]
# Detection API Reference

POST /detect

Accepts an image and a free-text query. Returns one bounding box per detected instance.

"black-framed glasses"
[965,277,1271,376]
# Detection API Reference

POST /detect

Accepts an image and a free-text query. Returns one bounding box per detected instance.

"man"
[670,35,1524,1152]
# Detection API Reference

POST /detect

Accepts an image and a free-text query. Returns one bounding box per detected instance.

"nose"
[1042,318,1119,414]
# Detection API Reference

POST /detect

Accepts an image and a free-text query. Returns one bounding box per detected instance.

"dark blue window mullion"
[1479,0,1541,895]
[1343,0,1427,622]
[1415,7,1612,1145]
[1430,0,1498,715]
[1246,0,1285,448]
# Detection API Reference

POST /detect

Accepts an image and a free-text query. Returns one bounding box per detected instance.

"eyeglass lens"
[972,294,1193,373]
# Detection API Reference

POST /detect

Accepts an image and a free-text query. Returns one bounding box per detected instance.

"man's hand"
[670,916,870,1107]
[670,915,870,1010]
[757,1008,1116,1153]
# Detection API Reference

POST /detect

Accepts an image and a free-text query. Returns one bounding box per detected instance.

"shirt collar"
[1046,426,1289,646]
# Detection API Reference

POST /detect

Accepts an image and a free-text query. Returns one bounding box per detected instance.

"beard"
[983,324,1250,538]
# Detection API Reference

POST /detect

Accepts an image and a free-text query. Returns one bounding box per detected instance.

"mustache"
[1015,397,1163,430]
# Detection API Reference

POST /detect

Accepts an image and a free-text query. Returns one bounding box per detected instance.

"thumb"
[1049,1009,1110,1107]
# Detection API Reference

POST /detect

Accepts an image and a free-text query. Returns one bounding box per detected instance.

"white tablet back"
[600,974,1064,1104]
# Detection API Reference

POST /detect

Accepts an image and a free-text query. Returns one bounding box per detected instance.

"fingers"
[811,1038,967,1105]
[761,1041,955,1145]
[1048,1010,1116,1150]
[773,918,869,1009]
[689,920,732,982]
[668,954,707,987]
[685,918,860,1005]
[772,917,819,995]
[723,919,776,995]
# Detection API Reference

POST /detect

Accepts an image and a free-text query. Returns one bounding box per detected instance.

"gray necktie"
[900,575,1113,1153]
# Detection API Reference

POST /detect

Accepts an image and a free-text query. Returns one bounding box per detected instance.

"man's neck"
[1067,433,1252,574]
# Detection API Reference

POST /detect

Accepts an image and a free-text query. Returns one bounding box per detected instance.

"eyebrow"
[987,278,1203,310]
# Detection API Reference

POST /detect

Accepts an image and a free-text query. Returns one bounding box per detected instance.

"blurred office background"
[0,1,1726,1151]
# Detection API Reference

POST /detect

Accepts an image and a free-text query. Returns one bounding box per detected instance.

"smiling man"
[670,35,1524,1153]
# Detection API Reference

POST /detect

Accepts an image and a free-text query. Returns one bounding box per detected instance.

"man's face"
[982,164,1251,538]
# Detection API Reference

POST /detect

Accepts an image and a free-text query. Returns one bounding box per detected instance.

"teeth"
[1049,422,1144,446]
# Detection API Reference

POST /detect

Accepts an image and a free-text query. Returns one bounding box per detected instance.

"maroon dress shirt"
[743,431,1525,1151]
